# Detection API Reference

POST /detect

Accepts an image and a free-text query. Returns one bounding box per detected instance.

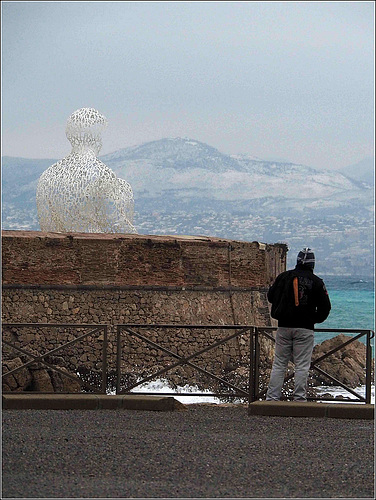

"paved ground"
[2,405,375,498]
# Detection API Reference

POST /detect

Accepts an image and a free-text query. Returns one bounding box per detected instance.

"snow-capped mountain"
[100,137,372,208]
[2,137,373,215]
[337,157,374,185]
[103,137,243,173]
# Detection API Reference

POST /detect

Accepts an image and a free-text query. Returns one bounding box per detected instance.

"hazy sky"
[1,1,374,170]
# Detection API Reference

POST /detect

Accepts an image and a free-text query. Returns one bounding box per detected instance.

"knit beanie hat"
[297,247,315,269]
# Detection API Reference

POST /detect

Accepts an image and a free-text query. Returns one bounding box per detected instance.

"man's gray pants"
[266,327,314,401]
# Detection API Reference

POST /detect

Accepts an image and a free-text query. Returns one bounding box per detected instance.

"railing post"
[248,327,256,409]
[365,330,373,405]
[116,326,122,395]
[102,325,108,394]
[254,328,260,400]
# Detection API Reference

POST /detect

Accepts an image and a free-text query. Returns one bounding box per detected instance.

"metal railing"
[249,327,375,404]
[116,324,374,404]
[2,323,374,404]
[116,324,253,398]
[2,323,108,394]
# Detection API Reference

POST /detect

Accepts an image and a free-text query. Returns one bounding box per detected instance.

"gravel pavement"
[2,405,374,498]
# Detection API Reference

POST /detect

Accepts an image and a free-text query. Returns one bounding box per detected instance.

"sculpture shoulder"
[40,154,116,178]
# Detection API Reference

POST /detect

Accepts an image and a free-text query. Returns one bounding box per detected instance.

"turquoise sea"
[315,275,375,346]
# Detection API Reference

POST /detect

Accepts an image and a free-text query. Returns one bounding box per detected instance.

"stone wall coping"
[1,230,286,250]
[2,230,287,288]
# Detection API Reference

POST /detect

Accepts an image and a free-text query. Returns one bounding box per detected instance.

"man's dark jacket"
[267,264,331,330]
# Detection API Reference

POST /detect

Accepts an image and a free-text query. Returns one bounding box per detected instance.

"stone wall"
[2,231,286,288]
[2,230,287,393]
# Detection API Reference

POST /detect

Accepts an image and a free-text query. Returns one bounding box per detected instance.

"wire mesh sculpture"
[36,108,136,234]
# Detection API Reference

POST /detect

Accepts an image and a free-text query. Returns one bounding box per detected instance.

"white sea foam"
[112,378,375,405]
[107,378,223,403]
[314,384,375,404]
[131,378,223,404]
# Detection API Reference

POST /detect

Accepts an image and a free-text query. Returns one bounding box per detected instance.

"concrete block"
[248,401,374,419]
[2,394,188,412]
[2,394,99,410]
[326,404,374,420]
[248,401,327,418]
[120,395,187,411]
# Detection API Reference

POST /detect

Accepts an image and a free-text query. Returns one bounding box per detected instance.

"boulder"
[50,366,82,393]
[2,354,85,393]
[311,334,373,388]
[30,368,54,392]
[2,357,32,391]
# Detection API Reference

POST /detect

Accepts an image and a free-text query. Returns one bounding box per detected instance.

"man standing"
[266,247,331,401]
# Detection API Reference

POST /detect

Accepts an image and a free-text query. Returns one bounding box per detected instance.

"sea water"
[316,275,375,345]
[312,275,375,403]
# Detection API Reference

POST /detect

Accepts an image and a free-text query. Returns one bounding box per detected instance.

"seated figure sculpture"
[36,107,136,234]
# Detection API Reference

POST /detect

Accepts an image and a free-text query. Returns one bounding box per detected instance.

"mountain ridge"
[2,137,373,188]
[98,137,372,205]
[336,157,374,185]
[2,137,373,213]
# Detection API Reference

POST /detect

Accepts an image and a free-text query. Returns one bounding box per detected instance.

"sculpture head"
[66,107,108,155]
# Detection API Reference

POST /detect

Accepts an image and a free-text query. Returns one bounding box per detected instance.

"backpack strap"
[293,276,299,306]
